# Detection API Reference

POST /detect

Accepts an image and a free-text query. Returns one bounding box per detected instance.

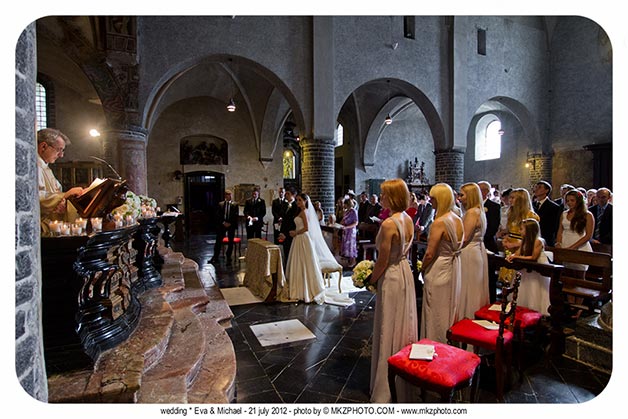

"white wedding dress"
[284,198,354,306]
[285,216,326,304]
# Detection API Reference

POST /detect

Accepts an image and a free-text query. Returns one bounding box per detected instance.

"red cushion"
[448,319,514,350]
[474,305,542,329]
[387,338,480,393]
[222,237,242,243]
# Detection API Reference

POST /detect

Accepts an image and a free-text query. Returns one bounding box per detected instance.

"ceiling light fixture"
[227,98,236,112]
[384,79,393,125]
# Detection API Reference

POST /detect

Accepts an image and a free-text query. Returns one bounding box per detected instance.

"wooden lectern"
[69,178,128,218]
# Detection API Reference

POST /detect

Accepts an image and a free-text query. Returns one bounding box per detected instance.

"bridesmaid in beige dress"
[419,183,464,344]
[369,179,417,403]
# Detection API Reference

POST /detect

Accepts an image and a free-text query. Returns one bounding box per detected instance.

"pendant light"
[226,59,236,112]
[384,79,392,125]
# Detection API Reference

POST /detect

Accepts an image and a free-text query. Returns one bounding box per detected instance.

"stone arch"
[348,78,446,167]
[141,54,307,160]
[471,96,543,154]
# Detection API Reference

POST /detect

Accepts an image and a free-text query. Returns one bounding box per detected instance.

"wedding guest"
[209,189,239,264]
[420,183,464,344]
[358,191,370,223]
[457,182,489,320]
[406,192,419,220]
[478,181,501,254]
[586,188,598,208]
[369,179,417,403]
[502,188,539,254]
[340,198,358,267]
[506,218,551,315]
[271,186,287,244]
[244,187,266,239]
[532,180,561,247]
[589,187,612,246]
[414,193,434,241]
[314,200,324,224]
[556,189,594,273]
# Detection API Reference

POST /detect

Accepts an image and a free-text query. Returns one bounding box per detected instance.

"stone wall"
[15,23,48,401]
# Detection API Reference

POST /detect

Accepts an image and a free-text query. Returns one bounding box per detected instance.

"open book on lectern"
[68,177,128,219]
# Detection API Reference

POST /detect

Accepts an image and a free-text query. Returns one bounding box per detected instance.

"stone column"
[15,23,48,401]
[300,138,336,217]
[103,126,148,195]
[434,149,464,190]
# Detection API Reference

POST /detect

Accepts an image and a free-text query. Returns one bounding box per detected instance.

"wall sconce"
[385,114,393,125]
[498,129,505,136]
[89,129,101,137]
[173,170,183,181]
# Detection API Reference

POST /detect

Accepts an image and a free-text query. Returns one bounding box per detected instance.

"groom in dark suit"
[209,189,239,264]
[278,186,298,263]
[532,180,562,246]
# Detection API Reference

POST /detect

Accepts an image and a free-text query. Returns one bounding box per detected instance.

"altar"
[244,238,287,302]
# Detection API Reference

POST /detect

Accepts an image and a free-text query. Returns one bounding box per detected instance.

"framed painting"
[180,135,228,165]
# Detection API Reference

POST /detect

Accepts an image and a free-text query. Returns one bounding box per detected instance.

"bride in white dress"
[285,193,348,304]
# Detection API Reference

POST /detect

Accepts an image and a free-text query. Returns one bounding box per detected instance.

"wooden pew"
[487,254,565,357]
[545,247,612,313]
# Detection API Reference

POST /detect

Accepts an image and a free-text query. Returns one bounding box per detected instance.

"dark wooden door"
[184,171,224,234]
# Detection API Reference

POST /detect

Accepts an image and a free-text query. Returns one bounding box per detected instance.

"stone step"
[187,312,237,403]
[137,307,206,403]
[47,246,236,404]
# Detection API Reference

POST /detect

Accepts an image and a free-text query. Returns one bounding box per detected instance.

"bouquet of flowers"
[351,260,376,293]
[111,190,142,218]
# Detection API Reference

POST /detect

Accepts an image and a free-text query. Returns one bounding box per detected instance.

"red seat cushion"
[474,305,542,329]
[222,237,242,243]
[448,319,514,350]
[387,338,480,394]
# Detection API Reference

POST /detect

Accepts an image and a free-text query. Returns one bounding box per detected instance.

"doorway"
[184,171,224,235]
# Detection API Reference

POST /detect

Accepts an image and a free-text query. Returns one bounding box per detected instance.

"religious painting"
[180,135,228,165]
[234,184,260,206]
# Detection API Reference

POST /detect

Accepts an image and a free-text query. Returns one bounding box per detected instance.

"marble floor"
[172,234,611,404]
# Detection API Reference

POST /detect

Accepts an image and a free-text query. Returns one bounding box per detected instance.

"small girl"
[506,218,551,316]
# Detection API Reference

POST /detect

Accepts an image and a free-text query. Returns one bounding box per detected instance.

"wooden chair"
[387,338,481,402]
[447,272,522,402]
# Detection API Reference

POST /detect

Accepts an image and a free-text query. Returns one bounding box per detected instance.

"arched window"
[335,123,344,147]
[475,117,502,161]
[283,149,295,179]
[36,82,48,129]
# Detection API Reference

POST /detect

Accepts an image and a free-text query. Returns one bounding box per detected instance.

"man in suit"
[532,180,562,247]
[357,191,370,223]
[209,189,239,264]
[590,187,612,246]
[478,181,501,254]
[271,186,287,244]
[278,187,299,262]
[414,193,434,241]
[479,181,501,302]
[244,187,266,240]
[554,184,574,210]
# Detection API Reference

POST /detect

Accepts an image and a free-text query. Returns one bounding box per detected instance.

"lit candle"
[60,223,71,236]
[90,217,102,232]
[125,215,134,226]
[48,220,61,235]
[71,224,82,236]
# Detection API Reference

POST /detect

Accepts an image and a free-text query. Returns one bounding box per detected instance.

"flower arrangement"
[139,194,157,209]
[351,260,376,293]
[111,190,142,219]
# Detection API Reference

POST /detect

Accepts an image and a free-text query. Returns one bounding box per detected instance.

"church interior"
[14,15,613,407]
